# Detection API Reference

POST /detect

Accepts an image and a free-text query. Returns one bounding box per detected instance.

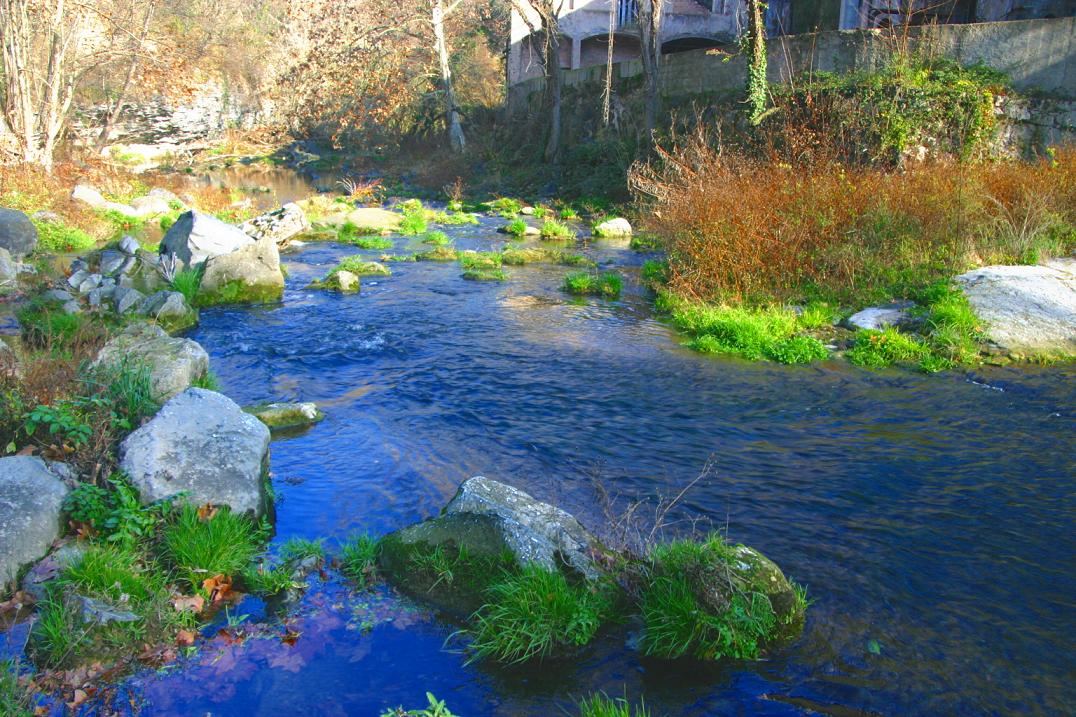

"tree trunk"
[746,0,767,125]
[432,0,465,152]
[97,3,155,150]
[544,28,561,163]
[638,0,662,135]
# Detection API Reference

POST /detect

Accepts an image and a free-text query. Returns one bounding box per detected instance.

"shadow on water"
[64,172,1075,716]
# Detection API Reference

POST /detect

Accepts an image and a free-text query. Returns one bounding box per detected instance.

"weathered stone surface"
[119,388,271,517]
[67,270,89,289]
[94,323,208,401]
[328,270,360,293]
[72,183,107,208]
[118,235,141,255]
[199,234,285,306]
[246,402,324,431]
[139,290,194,325]
[113,286,145,314]
[159,210,254,268]
[130,194,172,217]
[0,457,69,588]
[0,208,38,258]
[385,476,605,579]
[99,250,126,275]
[956,259,1076,356]
[593,217,632,238]
[0,248,18,293]
[20,543,86,602]
[240,203,310,247]
[845,302,915,331]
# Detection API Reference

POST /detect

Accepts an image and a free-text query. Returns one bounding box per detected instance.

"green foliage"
[431,210,479,226]
[667,298,830,365]
[63,482,112,528]
[241,562,298,596]
[398,199,424,213]
[629,235,662,252]
[798,302,837,329]
[101,476,170,548]
[340,533,381,587]
[399,212,428,236]
[17,300,94,346]
[640,536,779,661]
[914,282,985,368]
[31,218,97,252]
[641,260,667,286]
[414,246,459,262]
[539,219,573,240]
[577,693,649,717]
[31,597,84,667]
[332,256,392,277]
[468,565,613,664]
[23,401,92,448]
[458,251,502,270]
[486,197,522,217]
[559,207,580,220]
[97,209,146,237]
[191,371,221,391]
[0,660,33,717]
[159,210,184,233]
[346,235,395,250]
[170,267,204,308]
[380,693,458,717]
[562,271,622,298]
[501,248,593,267]
[160,504,266,590]
[61,544,165,607]
[505,218,528,237]
[89,357,158,423]
[421,230,452,246]
[278,537,325,563]
[846,328,928,368]
[462,268,507,282]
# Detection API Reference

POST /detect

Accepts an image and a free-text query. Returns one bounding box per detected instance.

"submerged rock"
[159,210,254,268]
[956,259,1076,357]
[94,323,209,401]
[0,208,38,259]
[593,217,632,238]
[199,233,285,306]
[119,388,272,517]
[246,401,325,432]
[140,290,198,332]
[845,302,914,331]
[241,203,310,248]
[0,457,70,589]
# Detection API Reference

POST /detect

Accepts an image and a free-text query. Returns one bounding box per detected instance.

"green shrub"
[63,482,112,528]
[399,212,428,236]
[340,533,380,586]
[540,219,573,240]
[30,218,96,252]
[468,565,612,664]
[160,504,265,590]
[641,260,667,286]
[562,271,622,298]
[577,693,649,717]
[846,328,928,368]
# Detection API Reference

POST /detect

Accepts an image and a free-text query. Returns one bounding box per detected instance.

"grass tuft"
[539,219,574,240]
[160,504,265,591]
[563,271,622,298]
[577,693,649,717]
[340,533,381,587]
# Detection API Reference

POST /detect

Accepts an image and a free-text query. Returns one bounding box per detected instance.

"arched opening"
[660,36,732,55]
[579,33,642,70]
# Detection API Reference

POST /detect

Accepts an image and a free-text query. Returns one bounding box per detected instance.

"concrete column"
[571,36,581,70]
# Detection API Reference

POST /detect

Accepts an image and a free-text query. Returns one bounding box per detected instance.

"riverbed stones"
[593,217,632,238]
[0,208,38,258]
[0,456,70,589]
[112,286,144,314]
[0,248,18,293]
[955,259,1076,357]
[139,290,196,332]
[119,388,271,517]
[118,235,141,255]
[199,233,285,305]
[241,203,310,248]
[94,323,208,401]
[130,194,172,217]
[72,183,107,208]
[845,302,914,331]
[99,249,127,276]
[246,401,325,432]
[160,210,254,268]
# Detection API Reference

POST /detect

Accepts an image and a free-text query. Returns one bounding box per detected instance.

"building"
[507,0,1075,85]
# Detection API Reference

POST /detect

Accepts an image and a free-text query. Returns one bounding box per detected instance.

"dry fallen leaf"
[176,629,196,646]
[202,574,233,603]
[196,504,219,521]
[66,689,88,709]
[172,594,205,613]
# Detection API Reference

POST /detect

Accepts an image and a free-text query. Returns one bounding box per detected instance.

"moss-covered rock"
[245,401,325,432]
[197,235,285,307]
[308,270,359,293]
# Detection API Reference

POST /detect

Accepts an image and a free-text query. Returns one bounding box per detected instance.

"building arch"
[577,32,643,69]
[660,33,736,55]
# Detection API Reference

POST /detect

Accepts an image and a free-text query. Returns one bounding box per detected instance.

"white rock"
[593,217,632,237]
[845,302,914,331]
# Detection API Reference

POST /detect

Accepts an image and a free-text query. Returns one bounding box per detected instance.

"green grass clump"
[421,231,452,246]
[61,544,166,608]
[486,197,522,217]
[398,199,424,213]
[190,371,221,391]
[0,660,32,717]
[17,300,97,347]
[380,253,417,262]
[458,251,502,271]
[640,536,793,662]
[540,219,574,240]
[501,248,592,267]
[31,218,96,252]
[846,327,929,368]
[432,211,478,226]
[160,504,265,591]
[667,299,829,365]
[462,268,508,282]
[170,267,203,306]
[629,235,662,252]
[340,533,381,587]
[399,212,428,236]
[563,271,622,298]
[278,537,325,563]
[97,208,146,237]
[505,217,528,237]
[641,260,668,286]
[468,564,613,664]
[577,693,649,717]
[159,210,183,233]
[559,207,580,220]
[346,235,394,250]
[914,281,985,369]
[415,246,459,262]
[380,693,458,717]
[326,256,391,277]
[241,563,297,597]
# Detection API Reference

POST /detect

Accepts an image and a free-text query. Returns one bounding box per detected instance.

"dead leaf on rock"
[202,574,233,603]
[176,629,196,646]
[172,593,205,613]
[196,504,219,522]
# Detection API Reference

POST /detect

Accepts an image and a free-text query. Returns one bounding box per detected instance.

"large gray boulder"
[119,388,271,517]
[198,233,284,306]
[955,259,1076,357]
[0,248,18,293]
[593,217,632,238]
[94,323,209,402]
[159,210,254,269]
[240,203,310,248]
[0,457,69,588]
[845,302,914,331]
[0,208,38,258]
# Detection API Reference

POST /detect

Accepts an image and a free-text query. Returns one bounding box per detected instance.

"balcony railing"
[617,0,639,28]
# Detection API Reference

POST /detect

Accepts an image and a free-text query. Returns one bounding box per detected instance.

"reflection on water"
[73,176,1076,715]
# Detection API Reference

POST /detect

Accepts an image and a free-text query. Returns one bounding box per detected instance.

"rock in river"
[0,208,38,259]
[198,233,285,306]
[246,402,325,432]
[160,210,254,268]
[241,203,310,248]
[956,259,1076,357]
[592,217,632,238]
[119,388,272,517]
[0,457,69,589]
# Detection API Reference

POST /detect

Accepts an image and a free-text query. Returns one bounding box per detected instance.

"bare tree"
[512,0,564,163]
[95,0,156,149]
[637,0,663,134]
[431,0,466,152]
